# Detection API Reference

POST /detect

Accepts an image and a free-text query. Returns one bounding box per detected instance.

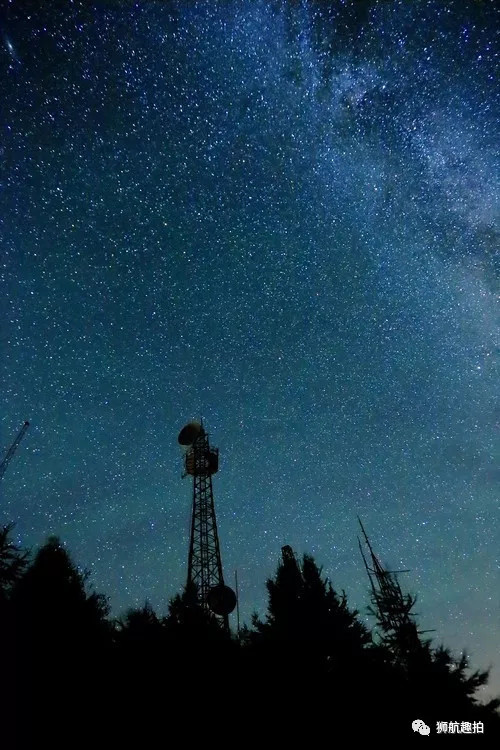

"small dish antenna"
[178,421,203,446]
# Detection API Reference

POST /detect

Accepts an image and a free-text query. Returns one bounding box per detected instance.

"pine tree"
[0,523,28,651]
[12,535,110,654]
[111,600,168,719]
[116,600,163,646]
[0,523,29,739]
[249,545,371,716]
[0,523,28,604]
[11,536,112,739]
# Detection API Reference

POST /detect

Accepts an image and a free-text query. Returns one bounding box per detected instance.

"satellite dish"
[178,421,203,446]
[206,584,237,616]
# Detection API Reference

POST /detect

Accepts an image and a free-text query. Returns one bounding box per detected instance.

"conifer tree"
[116,600,163,646]
[165,579,231,651]
[0,523,28,605]
[249,545,371,713]
[10,536,112,740]
[12,535,110,656]
[0,524,29,736]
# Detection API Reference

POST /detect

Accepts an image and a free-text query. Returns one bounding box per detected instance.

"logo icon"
[412,719,431,736]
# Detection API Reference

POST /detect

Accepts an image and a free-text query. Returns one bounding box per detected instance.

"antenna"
[358,517,433,662]
[235,569,240,638]
[0,421,30,481]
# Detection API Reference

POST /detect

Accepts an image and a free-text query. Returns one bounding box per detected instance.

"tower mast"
[0,421,30,481]
[357,517,431,664]
[178,421,236,630]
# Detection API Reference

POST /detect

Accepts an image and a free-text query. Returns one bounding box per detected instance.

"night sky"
[1,1,498,698]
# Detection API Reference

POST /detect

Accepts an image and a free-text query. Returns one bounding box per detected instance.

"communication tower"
[358,517,432,663]
[178,420,236,630]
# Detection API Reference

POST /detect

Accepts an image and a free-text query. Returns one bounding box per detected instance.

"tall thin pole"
[235,569,240,638]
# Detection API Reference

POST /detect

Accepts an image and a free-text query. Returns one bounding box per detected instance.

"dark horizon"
[2,527,498,741]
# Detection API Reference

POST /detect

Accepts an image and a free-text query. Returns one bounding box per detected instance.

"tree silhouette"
[0,523,28,646]
[249,545,371,719]
[116,600,163,646]
[10,536,112,740]
[0,524,29,740]
[164,579,234,669]
[111,600,168,721]
[165,579,220,638]
[0,526,497,741]
[0,523,28,604]
[12,535,110,650]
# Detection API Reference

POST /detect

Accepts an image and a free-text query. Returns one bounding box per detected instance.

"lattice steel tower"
[357,517,431,663]
[0,421,29,481]
[178,421,236,629]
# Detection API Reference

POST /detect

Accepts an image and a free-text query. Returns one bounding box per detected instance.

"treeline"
[1,525,498,743]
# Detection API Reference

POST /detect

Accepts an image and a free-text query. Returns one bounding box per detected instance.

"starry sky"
[1,0,499,697]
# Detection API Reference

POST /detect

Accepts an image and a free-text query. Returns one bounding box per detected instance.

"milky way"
[1,1,498,697]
